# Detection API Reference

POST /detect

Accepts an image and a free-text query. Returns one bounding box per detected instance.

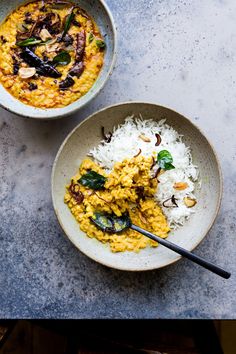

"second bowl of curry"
[0,0,116,119]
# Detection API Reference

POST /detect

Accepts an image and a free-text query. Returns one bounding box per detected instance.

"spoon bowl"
[91,211,230,279]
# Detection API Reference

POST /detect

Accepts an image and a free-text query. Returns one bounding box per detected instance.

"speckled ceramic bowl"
[52,102,222,271]
[0,0,116,119]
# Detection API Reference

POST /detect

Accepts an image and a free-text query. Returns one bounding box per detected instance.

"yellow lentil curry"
[0,0,105,108]
[64,156,170,252]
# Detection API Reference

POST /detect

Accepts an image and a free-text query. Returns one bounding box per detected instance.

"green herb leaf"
[157,150,175,170]
[91,212,131,233]
[96,39,106,49]
[61,11,75,39]
[88,32,94,43]
[16,37,42,47]
[52,51,71,66]
[78,170,106,190]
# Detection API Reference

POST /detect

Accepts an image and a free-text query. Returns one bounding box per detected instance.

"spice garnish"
[68,31,85,79]
[91,212,131,233]
[28,82,38,91]
[60,8,75,40]
[88,32,94,43]
[20,48,61,78]
[134,148,142,158]
[12,55,20,75]
[78,170,107,190]
[101,126,112,143]
[155,133,162,146]
[139,134,151,142]
[151,167,161,180]
[63,34,74,46]
[18,67,36,79]
[39,28,52,42]
[76,8,90,19]
[174,182,189,191]
[69,182,84,204]
[0,35,7,44]
[69,61,84,78]
[157,150,175,170]
[184,197,197,208]
[16,37,42,47]
[135,186,145,201]
[59,74,75,89]
[51,1,72,9]
[53,51,71,66]
[138,211,147,224]
[75,30,86,62]
[95,39,106,49]
[163,195,178,208]
[150,156,156,170]
[94,192,110,204]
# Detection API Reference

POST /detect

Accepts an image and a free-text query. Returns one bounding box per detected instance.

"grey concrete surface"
[0,0,235,318]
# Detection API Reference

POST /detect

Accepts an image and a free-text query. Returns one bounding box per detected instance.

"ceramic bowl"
[52,102,222,271]
[0,0,116,119]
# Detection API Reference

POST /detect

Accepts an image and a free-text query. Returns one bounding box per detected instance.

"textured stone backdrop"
[0,0,235,318]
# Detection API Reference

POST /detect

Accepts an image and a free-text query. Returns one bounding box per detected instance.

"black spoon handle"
[131,224,231,279]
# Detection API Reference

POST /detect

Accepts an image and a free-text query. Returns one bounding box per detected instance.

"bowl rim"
[51,101,223,271]
[0,0,117,120]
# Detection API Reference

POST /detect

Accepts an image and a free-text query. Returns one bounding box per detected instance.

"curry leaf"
[157,150,175,170]
[88,32,94,43]
[53,51,71,66]
[16,37,42,47]
[78,170,106,190]
[61,11,75,39]
[91,212,131,233]
[96,39,106,49]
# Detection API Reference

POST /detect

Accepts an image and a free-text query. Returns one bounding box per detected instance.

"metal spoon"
[91,212,231,279]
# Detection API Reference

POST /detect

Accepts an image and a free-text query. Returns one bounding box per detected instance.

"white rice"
[89,116,199,228]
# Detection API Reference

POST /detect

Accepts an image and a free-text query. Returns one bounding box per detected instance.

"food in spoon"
[0,0,105,108]
[64,117,199,252]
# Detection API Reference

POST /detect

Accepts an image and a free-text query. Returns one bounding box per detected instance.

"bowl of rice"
[52,102,222,271]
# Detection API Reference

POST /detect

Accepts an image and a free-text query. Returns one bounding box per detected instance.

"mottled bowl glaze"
[0,0,116,119]
[52,102,222,271]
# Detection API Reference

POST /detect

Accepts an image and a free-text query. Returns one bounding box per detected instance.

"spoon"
[91,212,231,279]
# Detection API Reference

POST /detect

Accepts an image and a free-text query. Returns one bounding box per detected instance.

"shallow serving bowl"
[0,0,116,119]
[52,102,222,271]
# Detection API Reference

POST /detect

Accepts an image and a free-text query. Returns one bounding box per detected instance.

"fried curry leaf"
[16,37,42,47]
[157,150,175,170]
[88,32,94,43]
[91,212,131,233]
[95,39,106,49]
[61,11,75,39]
[53,51,71,66]
[78,170,106,190]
